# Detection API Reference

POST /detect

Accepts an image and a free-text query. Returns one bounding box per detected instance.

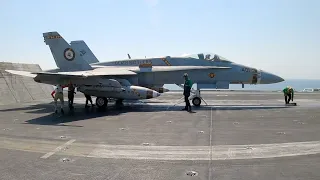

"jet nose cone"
[260,71,284,84]
[153,91,161,98]
[162,88,170,93]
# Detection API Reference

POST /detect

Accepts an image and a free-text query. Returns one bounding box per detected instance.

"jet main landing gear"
[96,97,108,109]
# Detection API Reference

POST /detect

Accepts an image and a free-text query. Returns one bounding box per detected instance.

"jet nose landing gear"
[171,84,208,109]
[190,89,208,107]
[192,97,201,106]
[166,87,208,111]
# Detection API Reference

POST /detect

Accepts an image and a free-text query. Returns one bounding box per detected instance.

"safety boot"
[187,106,192,112]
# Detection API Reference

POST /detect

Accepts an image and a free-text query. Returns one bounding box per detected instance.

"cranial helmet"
[183,73,188,77]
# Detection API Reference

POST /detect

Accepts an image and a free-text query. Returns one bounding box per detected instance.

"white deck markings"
[41,139,76,159]
[208,107,213,180]
[1,137,320,161]
[87,141,320,160]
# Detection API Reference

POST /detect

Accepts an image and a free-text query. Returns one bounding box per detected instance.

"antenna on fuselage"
[127,54,131,59]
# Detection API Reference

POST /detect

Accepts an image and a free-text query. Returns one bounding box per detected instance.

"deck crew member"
[68,82,76,110]
[283,86,294,104]
[182,73,193,112]
[51,84,66,114]
[84,94,95,108]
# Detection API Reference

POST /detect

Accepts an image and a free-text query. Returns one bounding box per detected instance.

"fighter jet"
[5,31,235,108]
[69,40,284,106]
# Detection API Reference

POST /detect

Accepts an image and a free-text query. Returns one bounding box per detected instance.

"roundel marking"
[64,48,75,61]
[209,73,215,78]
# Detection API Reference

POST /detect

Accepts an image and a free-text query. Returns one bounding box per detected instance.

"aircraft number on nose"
[241,68,257,73]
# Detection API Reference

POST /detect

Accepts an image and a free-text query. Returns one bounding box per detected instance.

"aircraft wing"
[140,66,231,72]
[5,69,131,90]
[91,65,231,73]
[33,66,230,77]
[6,68,137,78]
[6,66,228,79]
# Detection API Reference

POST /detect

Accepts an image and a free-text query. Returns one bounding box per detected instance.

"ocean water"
[164,79,320,92]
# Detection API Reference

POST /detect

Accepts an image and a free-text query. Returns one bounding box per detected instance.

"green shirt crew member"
[182,73,193,112]
[283,86,294,104]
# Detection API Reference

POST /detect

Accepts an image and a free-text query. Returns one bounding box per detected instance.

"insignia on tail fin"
[43,31,93,71]
[63,48,75,61]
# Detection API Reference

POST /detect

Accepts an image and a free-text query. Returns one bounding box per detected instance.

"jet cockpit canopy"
[182,53,232,63]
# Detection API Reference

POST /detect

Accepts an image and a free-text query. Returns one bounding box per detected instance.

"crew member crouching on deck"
[283,86,294,104]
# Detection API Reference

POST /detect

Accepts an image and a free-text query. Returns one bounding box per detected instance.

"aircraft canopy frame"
[182,53,232,63]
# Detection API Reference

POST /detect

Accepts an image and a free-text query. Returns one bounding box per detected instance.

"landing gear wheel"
[192,97,201,107]
[96,97,108,109]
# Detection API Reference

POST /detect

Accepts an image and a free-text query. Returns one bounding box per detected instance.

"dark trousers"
[285,94,292,104]
[68,93,74,108]
[85,94,93,105]
[184,96,191,110]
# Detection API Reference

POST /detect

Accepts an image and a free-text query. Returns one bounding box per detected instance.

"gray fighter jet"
[6,31,241,108]
[70,40,284,106]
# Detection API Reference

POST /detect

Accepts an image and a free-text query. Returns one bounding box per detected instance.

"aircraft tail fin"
[43,32,93,71]
[70,40,99,64]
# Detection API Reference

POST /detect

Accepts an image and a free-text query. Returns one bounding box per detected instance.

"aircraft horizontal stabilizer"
[5,70,37,78]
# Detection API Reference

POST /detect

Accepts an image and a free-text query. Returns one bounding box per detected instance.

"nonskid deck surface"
[0,91,319,180]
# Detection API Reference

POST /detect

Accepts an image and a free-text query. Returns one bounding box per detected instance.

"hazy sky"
[0,0,319,79]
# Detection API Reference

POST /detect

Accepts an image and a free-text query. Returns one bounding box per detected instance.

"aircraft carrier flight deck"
[0,91,320,180]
